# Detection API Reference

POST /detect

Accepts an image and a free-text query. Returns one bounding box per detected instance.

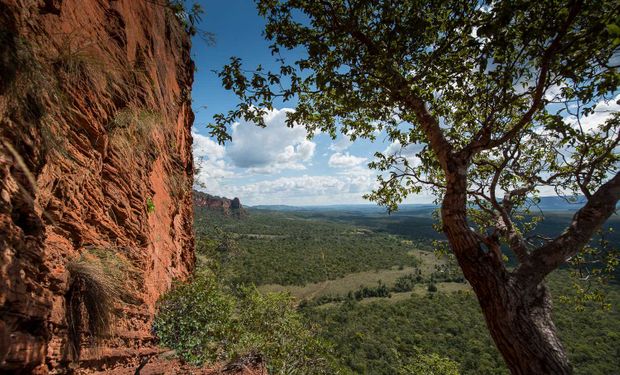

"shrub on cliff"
[153,272,235,364]
[153,271,339,374]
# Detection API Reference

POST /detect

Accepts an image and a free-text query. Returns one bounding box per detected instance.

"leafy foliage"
[146,197,155,213]
[304,272,620,375]
[166,1,204,36]
[560,228,620,310]
[153,271,339,373]
[154,272,234,365]
[398,353,461,375]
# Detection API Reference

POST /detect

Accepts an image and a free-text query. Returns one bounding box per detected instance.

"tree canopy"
[209,0,619,373]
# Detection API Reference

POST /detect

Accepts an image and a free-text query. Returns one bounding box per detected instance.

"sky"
[189,1,399,206]
[188,1,619,206]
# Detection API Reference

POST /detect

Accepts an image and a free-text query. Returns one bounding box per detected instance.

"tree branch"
[335,15,454,168]
[462,0,583,157]
[515,171,620,287]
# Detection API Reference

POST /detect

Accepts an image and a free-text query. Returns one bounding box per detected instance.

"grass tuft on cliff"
[65,248,137,359]
[109,107,162,161]
[65,254,118,359]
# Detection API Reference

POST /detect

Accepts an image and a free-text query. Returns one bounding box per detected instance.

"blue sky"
[188,1,619,206]
[189,1,400,206]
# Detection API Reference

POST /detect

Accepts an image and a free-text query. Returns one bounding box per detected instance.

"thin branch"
[463,0,583,157]
[515,171,620,287]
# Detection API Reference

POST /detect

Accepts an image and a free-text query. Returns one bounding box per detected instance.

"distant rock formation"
[194,190,246,218]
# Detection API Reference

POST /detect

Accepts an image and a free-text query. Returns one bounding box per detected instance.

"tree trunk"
[441,163,572,374]
[463,260,572,374]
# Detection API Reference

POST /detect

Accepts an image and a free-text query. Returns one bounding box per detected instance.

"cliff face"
[0,0,195,372]
[193,190,245,218]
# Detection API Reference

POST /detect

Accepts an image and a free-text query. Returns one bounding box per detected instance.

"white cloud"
[219,174,379,205]
[384,140,423,167]
[328,135,352,152]
[193,131,225,160]
[226,108,316,173]
[544,82,567,102]
[328,152,367,168]
[192,131,234,187]
[571,95,620,133]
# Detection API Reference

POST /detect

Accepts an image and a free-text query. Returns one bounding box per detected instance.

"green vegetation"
[146,197,155,213]
[166,1,204,36]
[302,272,620,375]
[195,207,421,286]
[192,205,620,374]
[153,271,339,374]
[398,353,461,375]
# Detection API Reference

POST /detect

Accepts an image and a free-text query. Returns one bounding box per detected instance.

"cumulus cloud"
[328,152,367,168]
[384,140,423,167]
[221,174,378,205]
[566,94,620,133]
[226,108,316,173]
[328,135,352,152]
[192,131,234,185]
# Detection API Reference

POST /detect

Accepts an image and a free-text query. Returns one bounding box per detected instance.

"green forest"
[185,205,620,374]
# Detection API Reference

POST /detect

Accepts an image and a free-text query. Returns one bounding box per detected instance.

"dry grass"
[109,107,162,161]
[64,248,138,359]
[65,255,118,359]
[259,250,464,302]
[259,266,420,300]
[169,170,189,199]
[52,33,105,88]
[314,284,473,309]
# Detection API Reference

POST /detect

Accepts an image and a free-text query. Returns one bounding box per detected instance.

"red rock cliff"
[193,190,245,217]
[0,0,195,372]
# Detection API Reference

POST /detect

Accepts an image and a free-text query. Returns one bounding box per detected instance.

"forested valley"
[184,204,620,375]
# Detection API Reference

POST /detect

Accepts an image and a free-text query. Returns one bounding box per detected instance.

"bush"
[153,272,236,364]
[234,288,337,374]
[398,353,461,375]
[153,272,339,374]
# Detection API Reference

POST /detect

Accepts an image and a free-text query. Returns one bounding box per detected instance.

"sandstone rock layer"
[0,0,195,372]
[193,190,246,218]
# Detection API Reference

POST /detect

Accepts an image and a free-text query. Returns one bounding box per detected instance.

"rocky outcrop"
[193,190,246,218]
[0,0,194,373]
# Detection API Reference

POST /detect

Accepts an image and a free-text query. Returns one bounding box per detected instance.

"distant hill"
[535,196,587,210]
[253,196,594,214]
[251,203,436,214]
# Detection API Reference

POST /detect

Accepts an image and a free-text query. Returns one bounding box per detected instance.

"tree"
[208,1,620,373]
[398,353,461,375]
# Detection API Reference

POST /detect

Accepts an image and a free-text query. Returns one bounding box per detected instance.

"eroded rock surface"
[0,0,195,372]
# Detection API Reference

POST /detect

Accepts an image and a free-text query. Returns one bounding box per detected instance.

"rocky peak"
[193,190,246,218]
